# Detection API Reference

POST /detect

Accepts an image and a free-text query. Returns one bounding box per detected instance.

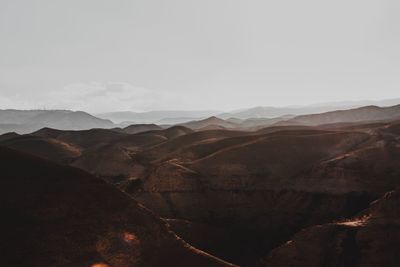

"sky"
[0,0,399,113]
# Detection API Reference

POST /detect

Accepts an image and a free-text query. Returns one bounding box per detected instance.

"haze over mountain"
[279,104,400,126]
[0,109,113,134]
[97,110,220,124]
[2,0,400,266]
[3,101,400,136]
[96,98,400,124]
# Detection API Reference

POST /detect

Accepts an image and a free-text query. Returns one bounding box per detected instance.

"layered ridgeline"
[1,104,400,266]
[3,104,400,135]
[278,104,400,126]
[0,110,114,134]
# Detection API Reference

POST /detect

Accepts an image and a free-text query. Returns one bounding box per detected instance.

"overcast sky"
[0,0,399,112]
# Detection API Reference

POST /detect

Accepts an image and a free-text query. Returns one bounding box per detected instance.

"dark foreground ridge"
[263,188,400,267]
[0,146,235,267]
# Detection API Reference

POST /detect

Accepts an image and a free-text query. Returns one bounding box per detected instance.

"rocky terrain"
[263,188,400,267]
[0,146,235,267]
[1,105,400,266]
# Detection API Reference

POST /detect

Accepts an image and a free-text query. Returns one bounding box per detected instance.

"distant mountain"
[237,115,295,130]
[219,98,400,119]
[218,106,355,120]
[97,110,220,124]
[123,123,163,134]
[179,116,239,130]
[157,117,203,125]
[0,109,114,134]
[278,104,400,126]
[96,98,400,124]
[175,115,296,131]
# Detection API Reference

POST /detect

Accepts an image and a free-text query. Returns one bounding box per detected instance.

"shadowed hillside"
[263,188,400,267]
[0,146,235,267]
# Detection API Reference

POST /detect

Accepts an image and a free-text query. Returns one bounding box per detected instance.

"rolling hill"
[3,106,400,266]
[264,188,400,267]
[0,146,235,267]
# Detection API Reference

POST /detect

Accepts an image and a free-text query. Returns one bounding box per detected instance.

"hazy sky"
[0,0,399,112]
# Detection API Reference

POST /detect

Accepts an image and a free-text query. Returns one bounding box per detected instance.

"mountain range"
[0,109,113,134]
[3,99,400,135]
[97,98,400,123]
[2,101,400,266]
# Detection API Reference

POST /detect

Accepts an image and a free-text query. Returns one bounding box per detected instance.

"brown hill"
[140,129,246,162]
[154,125,194,139]
[263,188,400,267]
[0,146,235,267]
[130,123,400,265]
[32,127,128,149]
[71,133,167,180]
[0,135,81,163]
[4,119,400,266]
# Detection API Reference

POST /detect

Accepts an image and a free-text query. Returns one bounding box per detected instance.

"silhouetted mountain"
[97,110,220,124]
[179,116,239,130]
[0,109,114,134]
[123,123,163,134]
[157,117,203,124]
[0,132,19,142]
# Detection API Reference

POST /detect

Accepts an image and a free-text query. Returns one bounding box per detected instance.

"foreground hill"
[264,188,400,267]
[0,134,81,163]
[0,109,114,134]
[0,146,234,267]
[280,104,400,126]
[32,127,128,149]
